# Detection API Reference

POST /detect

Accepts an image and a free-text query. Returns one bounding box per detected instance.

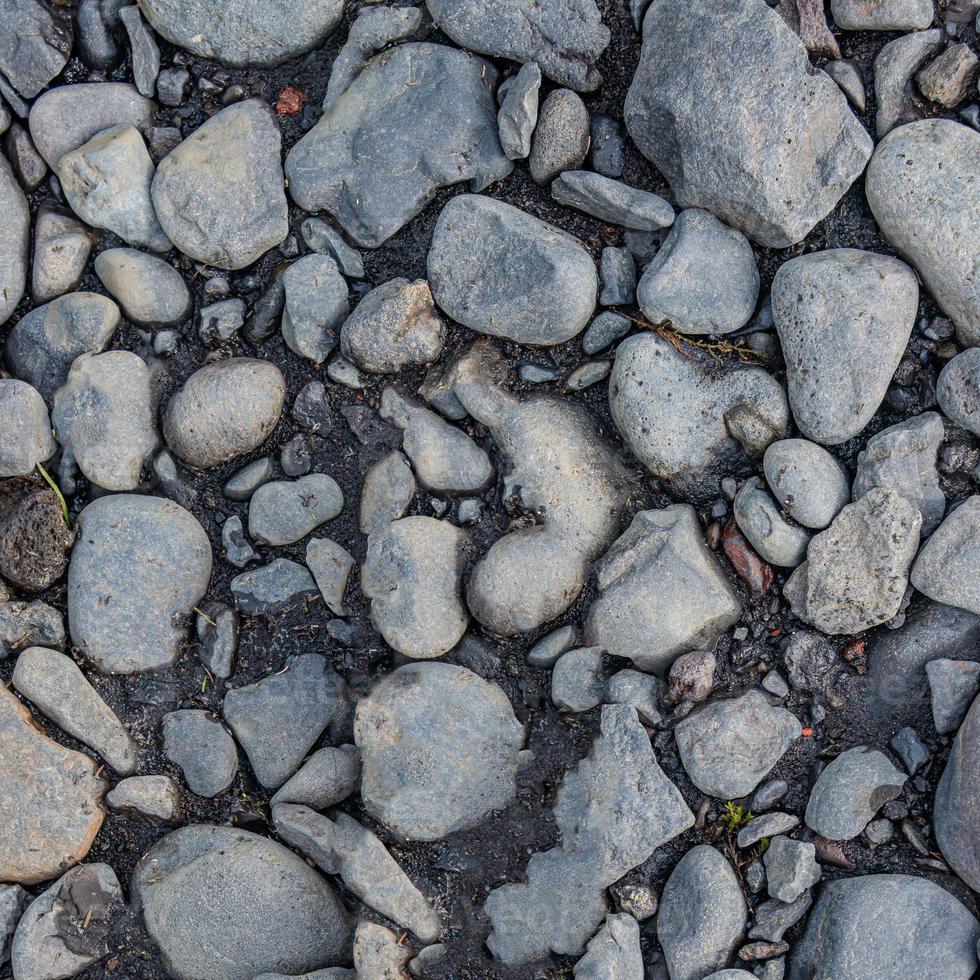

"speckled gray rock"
[164,358,285,468]
[937,348,980,436]
[734,477,810,567]
[356,662,523,841]
[52,350,158,491]
[583,311,631,354]
[133,825,351,979]
[805,745,906,840]
[248,474,344,546]
[604,669,663,726]
[763,438,850,530]
[106,775,180,823]
[281,254,348,364]
[527,625,578,668]
[763,837,820,903]
[287,44,511,248]
[498,61,541,159]
[926,659,980,735]
[222,515,257,570]
[573,914,642,980]
[917,43,979,108]
[271,744,360,810]
[599,247,635,307]
[625,0,871,247]
[0,155,29,327]
[353,921,410,978]
[362,516,471,659]
[657,846,747,980]
[0,884,27,963]
[0,380,55,478]
[0,599,64,658]
[675,689,801,799]
[0,0,70,99]
[584,505,740,675]
[552,170,674,230]
[229,559,319,614]
[737,811,799,849]
[13,646,137,774]
[69,495,211,674]
[197,298,245,344]
[635,208,759,335]
[610,331,789,498]
[873,30,943,139]
[341,279,444,374]
[428,194,596,346]
[94,248,190,329]
[162,710,237,798]
[552,647,605,713]
[300,218,364,278]
[866,121,980,347]
[825,58,866,112]
[306,538,354,616]
[223,654,349,789]
[120,4,160,97]
[31,205,95,303]
[787,874,979,980]
[224,457,273,501]
[359,451,416,535]
[772,249,919,445]
[152,99,288,269]
[528,88,590,185]
[911,496,980,615]
[831,0,933,29]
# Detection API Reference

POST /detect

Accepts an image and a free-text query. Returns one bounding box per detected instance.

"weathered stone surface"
[270,744,360,811]
[105,775,181,823]
[937,348,980,437]
[0,479,71,593]
[917,43,979,108]
[737,811,799,849]
[0,0,71,99]
[873,30,943,139]
[498,61,541,160]
[0,884,28,964]
[825,58,866,111]
[287,44,511,248]
[927,659,980,735]
[353,921,410,979]
[305,538,353,617]
[831,0,933,29]
[911,496,980,615]
[0,155,29,327]
[553,170,674,231]
[764,837,820,903]
[360,451,416,535]
[528,88,590,185]
[428,194,596,346]
[68,494,212,673]
[625,0,871,247]
[552,647,605,713]
[0,380,55,478]
[764,439,850,530]
[355,662,524,841]
[734,477,810,568]
[0,600,64,658]
[248,474,344,546]
[162,709,237,798]
[31,204,95,303]
[94,248,190,329]
[573,914,642,980]
[229,559,319,615]
[281,254,348,364]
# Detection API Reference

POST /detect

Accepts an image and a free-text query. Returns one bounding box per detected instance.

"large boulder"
[910,496,980,615]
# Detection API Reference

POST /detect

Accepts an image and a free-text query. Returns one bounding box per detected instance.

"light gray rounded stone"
[763,438,850,530]
[31,205,95,303]
[223,457,273,501]
[105,774,181,823]
[359,450,416,534]
[94,248,190,329]
[831,0,933,29]
[270,744,361,811]
[734,476,810,567]
[552,647,605,713]
[248,474,344,546]
[0,379,55,478]
[162,709,238,798]
[0,155,28,327]
[911,496,980,615]
[282,254,348,364]
[937,348,980,437]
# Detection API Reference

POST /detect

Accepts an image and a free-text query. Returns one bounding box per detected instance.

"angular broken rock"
[573,914,643,980]
[872,30,943,139]
[0,0,70,99]
[270,745,361,811]
[911,496,980,616]
[32,204,95,303]
[552,171,674,231]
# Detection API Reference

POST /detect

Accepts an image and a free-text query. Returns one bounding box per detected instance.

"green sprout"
[721,801,753,833]
[36,462,70,525]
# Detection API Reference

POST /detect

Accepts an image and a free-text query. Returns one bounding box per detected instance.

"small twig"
[623,313,769,365]
[193,606,216,627]
[35,462,70,525]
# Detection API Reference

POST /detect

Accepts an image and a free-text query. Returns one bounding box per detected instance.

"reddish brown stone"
[276,85,308,116]
[721,520,773,599]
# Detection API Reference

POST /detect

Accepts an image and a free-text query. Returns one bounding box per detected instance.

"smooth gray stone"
[866,120,980,346]
[604,669,663,726]
[762,670,789,698]
[805,746,906,840]
[132,825,351,979]
[0,0,71,99]
[787,874,979,980]
[771,248,918,445]
[0,599,64,658]
[610,331,789,498]
[891,726,929,774]
[916,43,980,108]
[937,348,980,437]
[529,88,590,184]
[195,600,238,679]
[28,82,156,169]
[281,253,348,364]
[873,30,943,138]
[164,358,285,468]
[306,538,353,617]
[119,5,160,97]
[625,0,871,247]
[763,837,820,903]
[675,689,801,799]
[0,155,28,327]
[636,208,758,335]
[566,359,611,391]
[0,380,55,478]
[527,624,578,668]
[599,247,636,306]
[300,217,364,277]
[589,114,624,178]
[737,811,798,849]
[0,884,28,964]
[152,99,288,269]
[31,204,94,303]
[197,297,245,343]
[832,0,933,29]
[552,646,604,712]
[162,709,237,797]
[13,646,137,774]
[223,653,349,789]
[69,494,212,674]
[270,744,360,810]
[106,775,181,823]
[248,474,344,546]
[657,845,747,980]
[428,194,596,346]
[573,913,643,980]
[583,311,630,354]
[287,43,511,247]
[359,450,416,535]
[749,892,812,943]
[222,515,257,570]
[229,559,319,614]
[498,61,541,160]
[926,659,980,735]
[824,58,866,111]
[356,662,524,841]
[426,0,608,91]
[763,438,850,530]
[911,496,980,615]
[6,120,48,191]
[95,248,191,328]
[752,779,790,812]
[734,476,810,568]
[224,457,273,501]
[552,170,674,230]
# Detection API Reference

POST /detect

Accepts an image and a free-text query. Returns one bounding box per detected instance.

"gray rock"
[28,82,156,169]
[0,884,28,964]
[360,451,416,534]
[224,457,273,501]
[772,249,919,445]
[120,5,160,96]
[657,845,747,980]
[426,0,608,91]
[13,646,137,774]
[737,812,799,849]
[271,744,360,810]
[281,254,348,364]
[362,516,471,659]
[566,360,611,391]
[0,155,29,327]
[0,380,55,478]
[552,170,674,231]
[10,864,121,979]
[763,837,820,903]
[926,659,980,734]
[528,88,590,185]
[917,44,979,108]
[69,494,212,673]
[573,913,643,980]
[589,114,624,178]
[306,538,354,617]
[937,348,980,437]
[197,298,245,344]
[762,670,789,698]
[635,208,758,335]
[734,477,810,568]
[891,726,929,774]
[763,439,850,530]
[274,804,441,943]
[133,825,351,979]
[873,30,943,139]
[155,66,189,107]
[353,921,411,978]
[106,774,181,823]
[552,647,605,713]
[0,0,70,98]
[584,505,741,675]
[498,62,541,160]
[752,779,790,812]
[300,217,364,278]
[786,487,921,635]
[248,474,344,546]
[0,599,64,658]
[599,247,636,306]
[195,600,238,679]
[604,669,663,726]
[867,120,980,346]
[152,99,288,269]
[610,331,789,498]
[428,194,596,346]
[787,874,979,980]
[356,662,524,840]
[825,59,866,112]
[625,0,871,247]
[94,248,191,329]
[342,279,444,374]
[831,0,933,29]
[805,746,906,840]
[230,559,319,614]
[164,358,285,468]
[583,311,631,354]
[162,709,237,797]
[5,121,48,191]
[675,690,801,799]
[527,624,579,668]
[222,515,257,570]
[910,496,980,614]
[667,649,716,704]
[31,204,95,303]
[749,892,812,944]
[287,43,511,248]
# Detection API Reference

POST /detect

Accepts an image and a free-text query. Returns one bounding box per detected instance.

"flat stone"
[300,218,364,277]
[428,194,596,346]
[195,600,238,679]
[926,659,980,735]
[917,44,979,108]
[573,914,643,980]
[831,0,933,29]
[271,744,361,811]
[281,254,348,364]
[162,710,237,798]
[197,298,245,344]
[734,476,810,568]
[306,538,354,617]
[566,360,611,391]
[248,474,344,546]
[604,669,663,726]
[498,61,541,160]
[229,559,319,615]
[937,348,980,437]
[763,837,820,903]
[0,380,55,478]
[0,0,71,99]
[737,812,799,849]
[120,4,160,97]
[360,451,416,535]
[0,599,64,658]
[763,438,851,530]
[105,775,180,823]
[224,457,273,501]
[355,662,524,841]
[286,43,511,248]
[68,494,212,673]
[0,155,29,327]
[625,0,871,247]
[552,647,605,713]
[583,311,631,354]
[31,204,94,303]
[94,248,191,329]
[5,121,47,192]
[911,496,980,615]
[553,170,674,231]
[599,247,636,306]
